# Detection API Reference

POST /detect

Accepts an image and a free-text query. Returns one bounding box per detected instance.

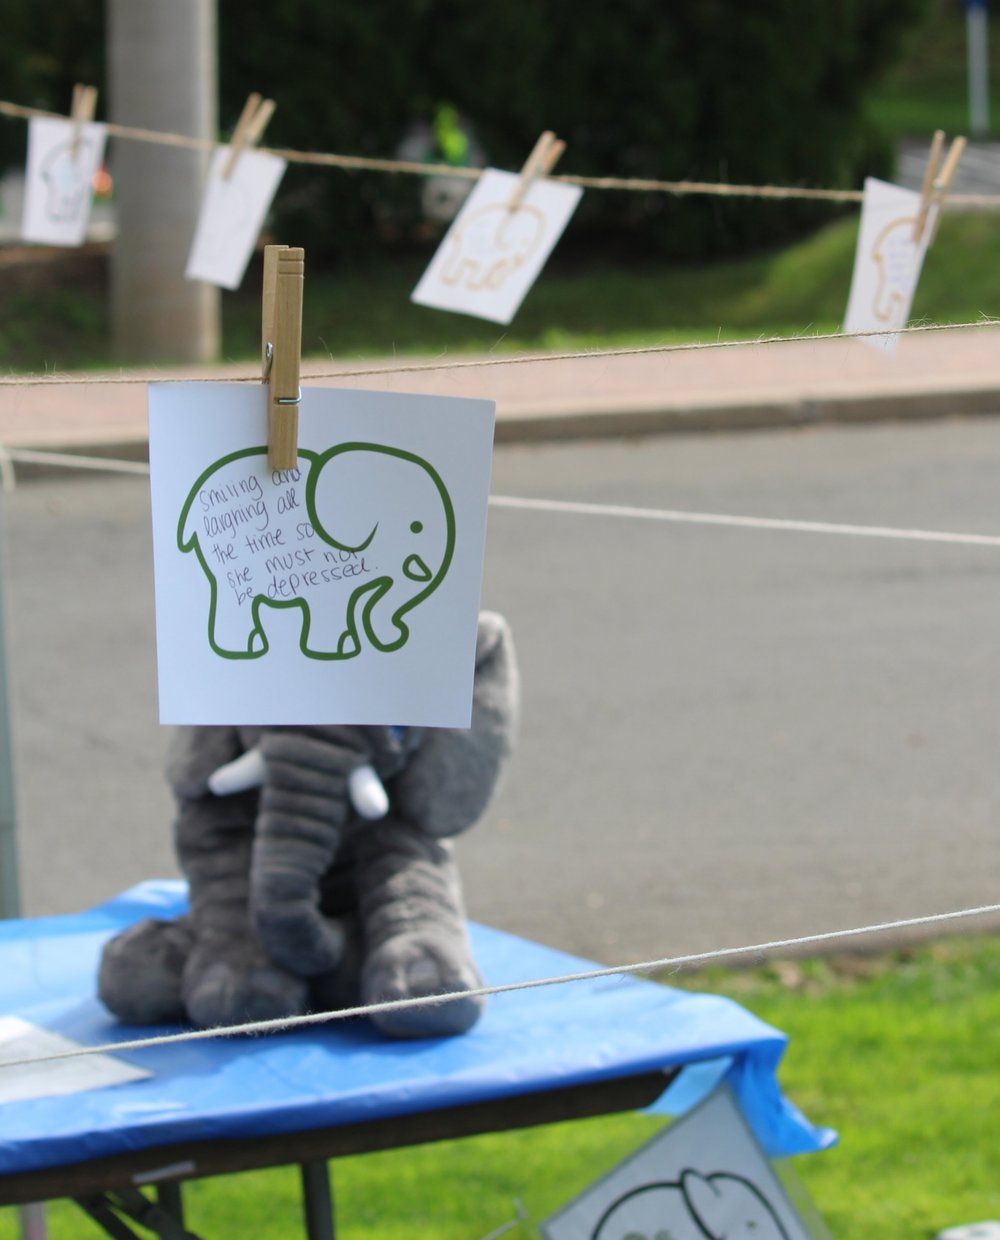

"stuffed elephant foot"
[353,818,486,1039]
[98,914,311,1030]
[305,913,485,1037]
[98,916,195,1026]
[360,931,485,1039]
[182,931,310,1029]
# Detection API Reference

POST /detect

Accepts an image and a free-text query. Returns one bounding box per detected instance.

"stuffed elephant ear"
[165,726,245,800]
[389,611,519,838]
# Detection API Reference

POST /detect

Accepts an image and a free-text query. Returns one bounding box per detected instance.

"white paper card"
[542,1085,817,1240]
[21,116,108,247]
[185,147,287,289]
[411,167,582,324]
[148,383,496,726]
[0,1016,150,1102]
[843,176,936,357]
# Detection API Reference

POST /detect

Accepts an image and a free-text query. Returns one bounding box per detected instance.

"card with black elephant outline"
[542,1085,819,1240]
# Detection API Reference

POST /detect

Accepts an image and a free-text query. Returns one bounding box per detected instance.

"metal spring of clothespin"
[261,244,304,470]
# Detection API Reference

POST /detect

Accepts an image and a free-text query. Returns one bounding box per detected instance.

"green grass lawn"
[4,935,1000,1239]
[679,937,1000,1240]
[3,203,999,376]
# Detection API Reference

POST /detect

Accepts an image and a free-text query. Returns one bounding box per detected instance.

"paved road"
[6,415,1000,966]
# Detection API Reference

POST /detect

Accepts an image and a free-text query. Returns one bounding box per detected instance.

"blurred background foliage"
[0,0,932,265]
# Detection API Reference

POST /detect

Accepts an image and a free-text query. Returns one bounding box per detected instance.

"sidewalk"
[2,324,1000,461]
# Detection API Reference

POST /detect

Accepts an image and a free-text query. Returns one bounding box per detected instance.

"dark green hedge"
[1,1,928,263]
[217,0,927,262]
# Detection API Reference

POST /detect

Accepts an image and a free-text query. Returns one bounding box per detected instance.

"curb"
[493,385,1000,443]
[5,384,1000,481]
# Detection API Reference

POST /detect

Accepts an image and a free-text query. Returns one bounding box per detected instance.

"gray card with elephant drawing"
[541,1085,819,1240]
[148,382,496,726]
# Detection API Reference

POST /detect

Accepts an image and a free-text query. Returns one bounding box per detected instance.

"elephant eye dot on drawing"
[410,520,423,534]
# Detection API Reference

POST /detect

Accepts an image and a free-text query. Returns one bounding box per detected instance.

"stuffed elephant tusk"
[208,747,390,820]
[207,747,267,796]
[346,764,391,820]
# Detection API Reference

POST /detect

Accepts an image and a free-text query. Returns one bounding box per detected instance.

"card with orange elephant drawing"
[843,176,936,358]
[411,167,582,323]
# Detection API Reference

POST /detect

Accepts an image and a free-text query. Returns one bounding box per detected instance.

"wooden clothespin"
[508,130,565,211]
[69,83,98,160]
[913,129,967,244]
[222,92,276,179]
[261,244,304,470]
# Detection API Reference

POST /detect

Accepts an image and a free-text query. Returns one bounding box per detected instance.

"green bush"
[218,0,928,262]
[0,2,928,262]
[0,0,104,171]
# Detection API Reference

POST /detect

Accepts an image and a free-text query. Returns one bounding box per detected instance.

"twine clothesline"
[0,317,996,388]
[2,900,1000,1071]
[4,96,1000,208]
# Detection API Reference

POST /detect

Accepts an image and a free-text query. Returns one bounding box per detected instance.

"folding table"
[0,882,833,1238]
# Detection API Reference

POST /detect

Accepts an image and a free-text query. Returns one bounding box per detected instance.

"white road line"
[490,493,1000,548]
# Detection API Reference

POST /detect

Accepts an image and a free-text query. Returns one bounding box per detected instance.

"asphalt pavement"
[7,410,1000,966]
[5,202,1000,962]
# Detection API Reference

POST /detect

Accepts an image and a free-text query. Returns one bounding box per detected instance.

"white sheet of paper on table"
[185,147,287,289]
[842,175,937,358]
[148,382,496,727]
[21,116,108,247]
[0,1016,150,1103]
[411,167,583,324]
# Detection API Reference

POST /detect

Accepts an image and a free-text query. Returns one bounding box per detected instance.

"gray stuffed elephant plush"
[98,611,518,1038]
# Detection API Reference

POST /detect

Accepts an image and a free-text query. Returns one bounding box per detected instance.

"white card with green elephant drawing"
[148,382,496,726]
[411,167,583,323]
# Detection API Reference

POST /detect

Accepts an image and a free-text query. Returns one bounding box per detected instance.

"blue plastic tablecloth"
[0,882,834,1176]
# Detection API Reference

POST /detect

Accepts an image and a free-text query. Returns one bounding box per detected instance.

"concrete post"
[0,495,21,923]
[107,0,220,363]
[966,0,991,138]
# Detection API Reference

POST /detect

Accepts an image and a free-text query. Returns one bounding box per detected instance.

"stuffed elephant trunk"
[250,729,378,975]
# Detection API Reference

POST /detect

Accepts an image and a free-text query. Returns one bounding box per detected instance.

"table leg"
[18,1205,47,1240]
[76,1189,201,1240]
[157,1183,185,1231]
[300,1160,335,1240]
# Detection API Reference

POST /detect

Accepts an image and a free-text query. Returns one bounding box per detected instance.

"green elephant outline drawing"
[177,442,456,662]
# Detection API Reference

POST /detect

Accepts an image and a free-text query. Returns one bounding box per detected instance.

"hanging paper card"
[843,176,936,358]
[21,116,108,247]
[542,1085,821,1240]
[148,383,495,726]
[411,167,582,324]
[185,147,287,289]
